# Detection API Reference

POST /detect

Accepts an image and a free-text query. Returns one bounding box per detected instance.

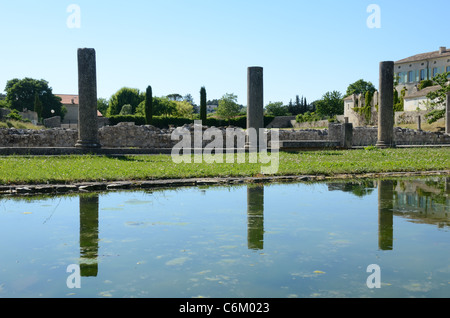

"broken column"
[342,117,353,149]
[247,67,264,149]
[376,61,395,148]
[75,48,101,148]
[446,92,450,134]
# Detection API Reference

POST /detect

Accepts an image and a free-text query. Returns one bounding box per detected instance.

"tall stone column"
[75,48,101,148]
[247,67,264,149]
[446,92,450,134]
[376,61,395,148]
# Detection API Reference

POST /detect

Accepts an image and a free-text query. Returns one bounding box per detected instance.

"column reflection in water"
[247,185,264,250]
[79,194,99,277]
[378,180,394,251]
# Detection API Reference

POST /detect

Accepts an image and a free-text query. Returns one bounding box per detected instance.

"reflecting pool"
[0,177,449,298]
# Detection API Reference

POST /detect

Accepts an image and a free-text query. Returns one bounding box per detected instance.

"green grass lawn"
[0,148,448,185]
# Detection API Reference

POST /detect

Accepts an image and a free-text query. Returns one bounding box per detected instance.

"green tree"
[4,77,63,119]
[97,98,109,116]
[394,87,406,112]
[174,100,194,118]
[315,91,344,117]
[107,87,144,116]
[418,79,434,90]
[119,104,133,115]
[34,92,43,121]
[216,93,240,120]
[265,101,290,116]
[166,93,183,101]
[424,72,450,123]
[145,85,153,124]
[346,79,376,97]
[200,86,207,122]
[153,97,177,117]
[183,94,195,105]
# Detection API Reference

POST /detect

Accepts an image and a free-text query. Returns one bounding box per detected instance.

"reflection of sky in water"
[0,178,448,298]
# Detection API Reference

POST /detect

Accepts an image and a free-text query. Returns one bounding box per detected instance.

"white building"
[395,46,450,93]
[55,94,103,124]
[402,85,440,112]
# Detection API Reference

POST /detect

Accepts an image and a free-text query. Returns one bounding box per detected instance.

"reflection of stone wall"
[0,122,449,148]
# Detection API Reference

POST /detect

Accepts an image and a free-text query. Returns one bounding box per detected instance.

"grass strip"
[0,148,448,185]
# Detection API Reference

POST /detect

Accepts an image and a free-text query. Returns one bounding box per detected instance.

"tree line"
[2,74,448,126]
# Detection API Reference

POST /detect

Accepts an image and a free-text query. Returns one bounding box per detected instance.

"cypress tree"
[34,92,43,121]
[145,85,153,124]
[200,86,207,123]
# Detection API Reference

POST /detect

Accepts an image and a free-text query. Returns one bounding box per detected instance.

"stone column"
[75,48,101,148]
[446,92,450,134]
[342,122,353,149]
[247,67,264,149]
[376,61,395,148]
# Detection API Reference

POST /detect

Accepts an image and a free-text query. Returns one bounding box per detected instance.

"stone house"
[55,94,103,124]
[56,94,79,124]
[344,46,450,127]
[402,85,441,111]
[395,46,450,94]
[343,91,379,127]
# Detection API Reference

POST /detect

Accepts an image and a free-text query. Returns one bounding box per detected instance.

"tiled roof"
[403,85,440,99]
[343,95,354,101]
[395,47,450,64]
[56,94,79,105]
[55,94,103,117]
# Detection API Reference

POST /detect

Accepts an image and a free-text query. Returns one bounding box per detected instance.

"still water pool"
[0,177,449,298]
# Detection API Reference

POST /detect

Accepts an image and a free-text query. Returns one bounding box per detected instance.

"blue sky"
[0,0,448,106]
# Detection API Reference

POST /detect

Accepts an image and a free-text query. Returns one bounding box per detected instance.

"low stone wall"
[292,119,330,129]
[352,126,450,146]
[395,111,428,125]
[0,122,449,149]
[266,116,295,128]
[99,122,174,148]
[394,127,450,145]
[0,128,78,147]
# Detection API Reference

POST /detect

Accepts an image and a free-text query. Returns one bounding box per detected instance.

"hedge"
[107,115,275,129]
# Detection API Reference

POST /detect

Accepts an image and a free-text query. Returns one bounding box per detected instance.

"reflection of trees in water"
[328,177,449,250]
[393,177,449,228]
[327,180,377,197]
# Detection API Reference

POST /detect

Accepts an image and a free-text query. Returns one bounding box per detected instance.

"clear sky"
[0,0,448,106]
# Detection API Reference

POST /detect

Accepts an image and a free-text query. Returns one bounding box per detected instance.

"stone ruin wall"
[0,122,449,149]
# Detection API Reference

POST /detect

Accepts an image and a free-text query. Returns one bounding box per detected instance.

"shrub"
[107,115,276,129]
[119,104,133,115]
[6,109,23,121]
[107,115,147,126]
[296,111,321,123]
[418,79,434,90]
